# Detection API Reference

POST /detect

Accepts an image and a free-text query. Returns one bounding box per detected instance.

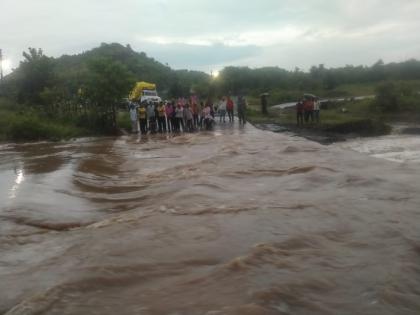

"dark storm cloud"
[136,43,261,70]
[1,0,420,73]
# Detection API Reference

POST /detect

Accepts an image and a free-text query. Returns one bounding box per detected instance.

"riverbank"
[252,122,357,144]
[247,79,420,143]
[0,94,139,142]
[0,105,133,143]
[246,98,412,144]
[0,109,88,142]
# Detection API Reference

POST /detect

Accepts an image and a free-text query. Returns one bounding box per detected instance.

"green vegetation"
[116,111,131,131]
[1,42,420,141]
[0,43,212,142]
[247,81,420,138]
[247,103,392,138]
[216,61,420,105]
[0,105,87,142]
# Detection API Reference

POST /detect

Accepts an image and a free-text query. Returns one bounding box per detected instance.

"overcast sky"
[1,0,420,74]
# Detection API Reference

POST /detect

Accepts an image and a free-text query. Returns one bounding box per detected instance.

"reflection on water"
[9,168,24,199]
[1,126,420,315]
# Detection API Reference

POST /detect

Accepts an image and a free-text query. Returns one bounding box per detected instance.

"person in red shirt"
[303,98,314,123]
[226,97,234,123]
[191,102,199,129]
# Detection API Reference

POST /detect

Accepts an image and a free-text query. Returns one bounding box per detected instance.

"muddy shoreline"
[253,121,420,145]
[253,122,360,145]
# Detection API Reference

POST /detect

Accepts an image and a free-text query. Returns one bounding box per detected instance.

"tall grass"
[0,96,140,141]
[116,111,131,130]
[0,109,86,142]
[247,98,392,136]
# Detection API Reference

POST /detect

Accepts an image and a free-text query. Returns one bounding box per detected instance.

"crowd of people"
[296,96,321,126]
[128,96,247,134]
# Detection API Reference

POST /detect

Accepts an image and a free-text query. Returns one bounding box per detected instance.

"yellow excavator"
[129,81,162,103]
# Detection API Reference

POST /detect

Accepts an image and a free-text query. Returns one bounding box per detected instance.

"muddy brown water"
[1,123,420,315]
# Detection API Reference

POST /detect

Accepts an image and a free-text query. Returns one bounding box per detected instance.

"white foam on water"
[338,135,420,163]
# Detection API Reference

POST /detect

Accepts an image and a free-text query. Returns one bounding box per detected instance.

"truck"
[129,81,162,104]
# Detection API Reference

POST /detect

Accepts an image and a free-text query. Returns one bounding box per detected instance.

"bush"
[375,82,400,112]
[7,115,80,141]
[374,81,419,112]
[0,110,85,142]
[117,111,131,130]
[268,89,303,104]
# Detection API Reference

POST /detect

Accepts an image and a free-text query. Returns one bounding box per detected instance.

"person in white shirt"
[314,98,321,123]
[202,103,214,130]
[218,98,227,123]
[175,103,185,132]
[129,102,138,133]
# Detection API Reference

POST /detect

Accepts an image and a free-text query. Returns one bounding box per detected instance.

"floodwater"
[1,123,420,315]
[338,134,420,164]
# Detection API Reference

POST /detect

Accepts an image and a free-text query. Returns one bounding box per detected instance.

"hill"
[1,43,420,141]
[1,43,211,102]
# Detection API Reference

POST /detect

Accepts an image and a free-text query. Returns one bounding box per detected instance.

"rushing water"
[337,134,420,164]
[1,124,420,315]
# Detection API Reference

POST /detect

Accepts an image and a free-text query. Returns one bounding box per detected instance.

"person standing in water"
[184,104,194,132]
[210,102,215,118]
[147,102,157,133]
[157,102,167,133]
[202,103,214,130]
[218,97,227,123]
[129,102,138,133]
[138,103,148,135]
[199,101,205,129]
[226,96,234,123]
[165,102,173,132]
[192,102,199,128]
[175,103,184,132]
[303,97,314,123]
[237,95,247,125]
[314,97,321,123]
[170,101,177,133]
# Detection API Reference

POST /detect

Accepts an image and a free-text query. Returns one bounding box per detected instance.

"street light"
[211,70,219,79]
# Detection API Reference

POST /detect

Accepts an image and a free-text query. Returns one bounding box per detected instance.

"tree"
[375,81,399,112]
[261,94,268,115]
[83,57,135,132]
[324,72,338,90]
[370,59,386,81]
[17,48,55,104]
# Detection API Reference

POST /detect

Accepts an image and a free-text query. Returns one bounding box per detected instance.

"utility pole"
[0,49,3,81]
